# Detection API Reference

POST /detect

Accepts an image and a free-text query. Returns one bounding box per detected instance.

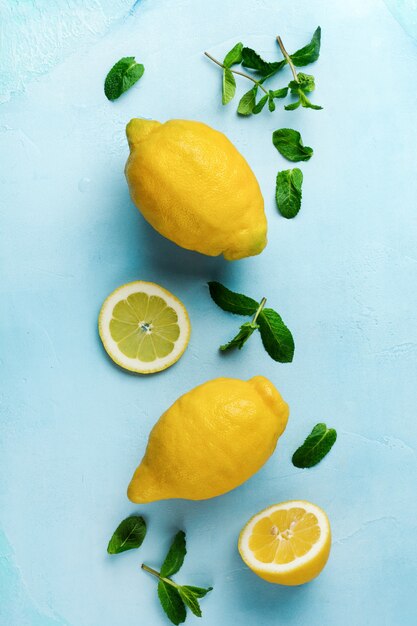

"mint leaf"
[181,585,213,599]
[292,423,337,468]
[253,94,268,114]
[272,128,313,162]
[286,74,322,111]
[104,57,144,101]
[107,515,146,554]
[270,87,289,99]
[208,282,259,316]
[223,42,243,68]
[222,68,236,104]
[258,308,294,363]
[276,168,303,219]
[160,531,186,578]
[237,86,258,115]
[290,26,321,67]
[178,587,202,617]
[158,581,186,625]
[220,322,259,351]
[241,47,285,76]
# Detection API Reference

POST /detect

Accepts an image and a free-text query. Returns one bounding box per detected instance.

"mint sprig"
[204,27,321,115]
[292,423,337,468]
[104,56,144,101]
[208,283,294,363]
[142,531,212,625]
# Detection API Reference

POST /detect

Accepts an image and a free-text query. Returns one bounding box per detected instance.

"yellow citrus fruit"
[98,281,190,374]
[127,376,289,502]
[125,118,267,260]
[238,500,331,585]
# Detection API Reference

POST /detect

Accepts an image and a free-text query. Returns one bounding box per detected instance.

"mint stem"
[276,36,298,83]
[252,297,267,324]
[141,564,161,579]
[141,564,179,590]
[204,51,269,94]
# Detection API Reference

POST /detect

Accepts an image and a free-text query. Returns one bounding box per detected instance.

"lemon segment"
[238,501,331,585]
[99,281,190,374]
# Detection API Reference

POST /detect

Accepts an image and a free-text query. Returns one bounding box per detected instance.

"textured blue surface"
[1,1,417,624]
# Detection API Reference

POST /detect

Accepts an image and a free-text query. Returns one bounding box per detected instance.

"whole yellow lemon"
[127,376,289,503]
[125,119,267,260]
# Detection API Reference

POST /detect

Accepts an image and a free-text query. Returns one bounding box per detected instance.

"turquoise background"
[1,1,417,624]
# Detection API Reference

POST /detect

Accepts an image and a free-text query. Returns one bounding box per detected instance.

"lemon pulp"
[249,507,321,564]
[99,281,190,374]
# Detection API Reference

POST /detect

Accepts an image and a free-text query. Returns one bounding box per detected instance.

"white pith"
[99,281,190,373]
[239,501,330,573]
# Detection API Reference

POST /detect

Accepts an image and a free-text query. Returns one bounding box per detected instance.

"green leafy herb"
[223,42,243,68]
[276,168,303,219]
[286,73,322,111]
[220,321,259,351]
[290,26,321,67]
[107,515,146,554]
[204,27,322,115]
[142,531,212,625]
[292,423,337,468]
[258,308,295,363]
[272,128,313,162]
[208,283,294,362]
[104,57,144,101]
[237,86,258,115]
[160,531,187,577]
[158,581,186,625]
[253,94,268,114]
[241,47,285,76]
[222,68,236,104]
[208,281,258,316]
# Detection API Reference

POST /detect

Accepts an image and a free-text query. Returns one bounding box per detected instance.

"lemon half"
[238,500,331,586]
[99,281,190,374]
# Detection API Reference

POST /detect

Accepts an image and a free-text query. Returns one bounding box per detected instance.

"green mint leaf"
[290,26,321,67]
[253,94,268,114]
[158,581,186,625]
[181,585,213,599]
[208,282,259,316]
[220,322,259,352]
[258,308,294,363]
[223,42,243,68]
[104,57,144,101]
[276,168,303,219]
[292,423,337,468]
[272,128,313,162]
[296,73,315,93]
[107,515,146,554]
[222,68,236,105]
[270,87,289,98]
[268,93,276,112]
[241,47,285,76]
[178,587,202,618]
[237,86,258,115]
[284,100,301,111]
[160,531,186,578]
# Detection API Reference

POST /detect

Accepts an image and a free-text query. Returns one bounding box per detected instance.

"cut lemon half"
[238,500,331,586]
[99,281,190,374]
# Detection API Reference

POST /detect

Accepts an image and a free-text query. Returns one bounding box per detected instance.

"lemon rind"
[98,281,190,374]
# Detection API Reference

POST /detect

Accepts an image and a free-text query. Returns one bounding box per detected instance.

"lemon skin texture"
[125,119,267,260]
[127,376,289,503]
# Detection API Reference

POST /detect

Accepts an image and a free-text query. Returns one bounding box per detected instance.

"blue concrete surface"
[1,1,417,624]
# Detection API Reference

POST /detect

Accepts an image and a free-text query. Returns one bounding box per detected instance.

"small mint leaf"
[253,94,268,114]
[290,26,321,67]
[104,57,144,101]
[107,515,146,554]
[160,531,186,578]
[208,282,259,316]
[258,308,294,363]
[223,42,243,68]
[272,128,313,162]
[237,86,258,116]
[222,68,236,105]
[276,168,303,219]
[220,322,259,352]
[158,581,186,625]
[292,423,337,468]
